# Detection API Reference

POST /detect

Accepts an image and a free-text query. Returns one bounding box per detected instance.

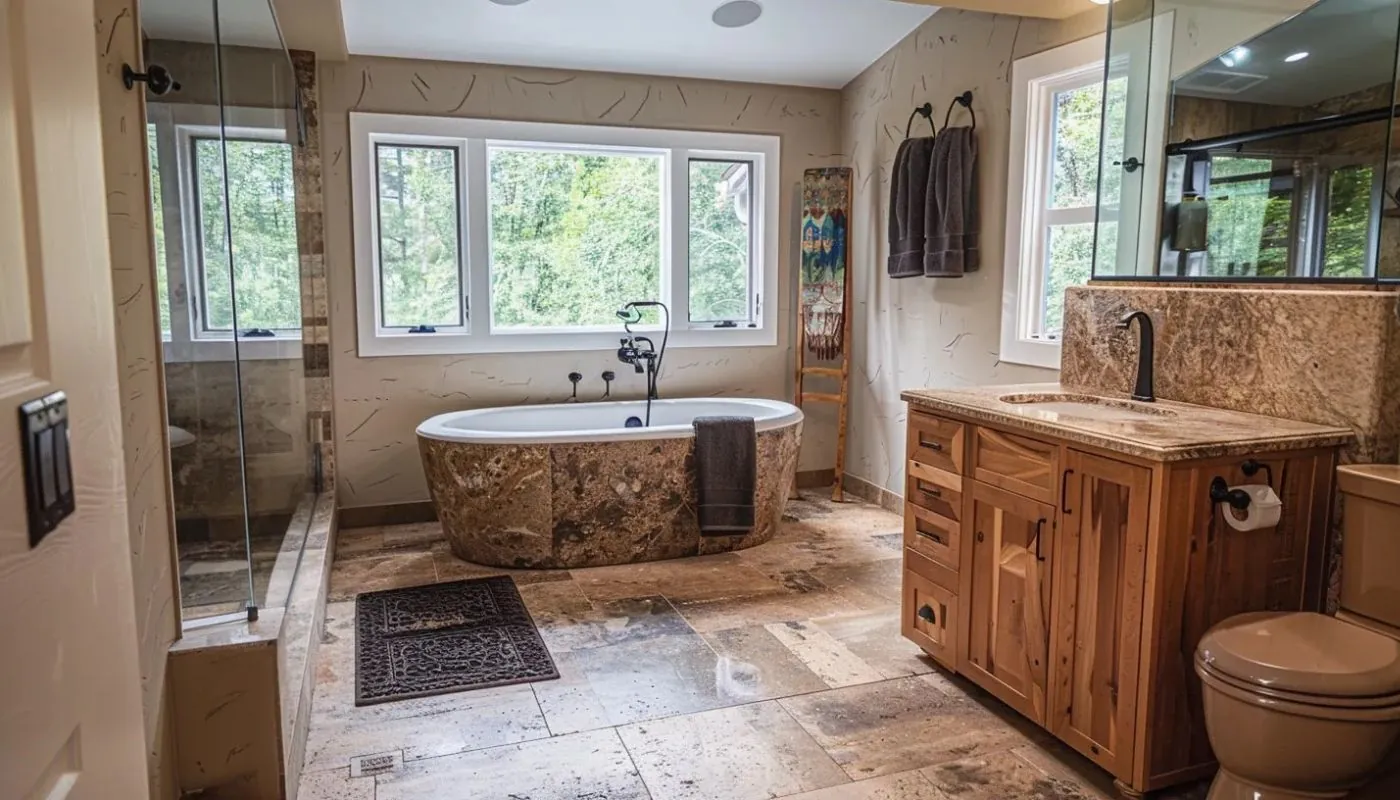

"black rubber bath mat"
[355,576,558,706]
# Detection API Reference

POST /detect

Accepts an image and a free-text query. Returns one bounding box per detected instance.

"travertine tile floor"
[299,495,1168,800]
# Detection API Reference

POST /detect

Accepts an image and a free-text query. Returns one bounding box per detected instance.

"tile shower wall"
[292,50,335,490]
[320,57,843,509]
[838,8,1106,497]
[94,2,181,796]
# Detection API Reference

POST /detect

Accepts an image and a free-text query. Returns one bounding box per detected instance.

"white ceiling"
[1176,0,1398,107]
[338,0,938,89]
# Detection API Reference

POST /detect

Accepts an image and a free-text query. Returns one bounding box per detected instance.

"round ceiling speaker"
[712,0,763,28]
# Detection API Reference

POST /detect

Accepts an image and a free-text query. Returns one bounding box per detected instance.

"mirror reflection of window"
[1094,0,1400,281]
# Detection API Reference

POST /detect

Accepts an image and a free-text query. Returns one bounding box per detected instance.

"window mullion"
[668,149,690,328]
[465,138,489,337]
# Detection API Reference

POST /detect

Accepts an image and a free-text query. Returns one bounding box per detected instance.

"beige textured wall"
[94,1,180,797]
[321,56,844,508]
[838,8,1106,495]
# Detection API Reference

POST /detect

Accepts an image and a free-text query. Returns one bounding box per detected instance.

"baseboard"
[339,500,437,529]
[796,468,836,489]
[841,473,904,514]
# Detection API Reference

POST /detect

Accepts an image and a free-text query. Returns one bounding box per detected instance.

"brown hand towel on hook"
[887,136,937,279]
[925,126,979,276]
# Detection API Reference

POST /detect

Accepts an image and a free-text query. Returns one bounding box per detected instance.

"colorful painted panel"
[801,167,852,360]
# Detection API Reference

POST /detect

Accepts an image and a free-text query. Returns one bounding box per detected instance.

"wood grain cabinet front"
[960,480,1054,725]
[898,407,1340,799]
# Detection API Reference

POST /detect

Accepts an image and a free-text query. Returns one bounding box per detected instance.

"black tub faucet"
[1116,310,1155,403]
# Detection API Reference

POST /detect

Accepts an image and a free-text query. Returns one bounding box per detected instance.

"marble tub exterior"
[418,424,801,569]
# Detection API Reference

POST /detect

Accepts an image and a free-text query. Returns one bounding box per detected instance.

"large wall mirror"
[1094,0,1400,282]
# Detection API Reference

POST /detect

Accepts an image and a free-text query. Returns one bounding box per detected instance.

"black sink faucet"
[1116,310,1155,402]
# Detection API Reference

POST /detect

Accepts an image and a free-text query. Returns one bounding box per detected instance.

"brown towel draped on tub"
[693,416,756,534]
[925,126,979,276]
[887,136,936,278]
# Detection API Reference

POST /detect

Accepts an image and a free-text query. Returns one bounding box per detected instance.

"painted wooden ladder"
[793,262,854,503]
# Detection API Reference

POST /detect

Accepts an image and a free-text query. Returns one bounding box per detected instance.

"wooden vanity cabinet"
[899,407,1338,798]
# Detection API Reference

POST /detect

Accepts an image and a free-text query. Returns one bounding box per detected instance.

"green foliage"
[196,138,300,331]
[147,124,172,337]
[1323,165,1373,278]
[688,161,751,322]
[377,145,462,327]
[488,148,662,328]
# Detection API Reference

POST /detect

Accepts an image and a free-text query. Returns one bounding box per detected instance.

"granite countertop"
[901,383,1354,462]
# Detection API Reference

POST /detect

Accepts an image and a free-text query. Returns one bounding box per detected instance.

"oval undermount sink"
[997,392,1177,421]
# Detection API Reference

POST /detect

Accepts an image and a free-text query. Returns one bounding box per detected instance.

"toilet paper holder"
[1209,459,1276,511]
[1210,477,1252,510]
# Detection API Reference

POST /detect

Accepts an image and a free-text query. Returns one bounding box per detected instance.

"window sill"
[356,326,775,358]
[163,337,302,363]
[998,336,1062,371]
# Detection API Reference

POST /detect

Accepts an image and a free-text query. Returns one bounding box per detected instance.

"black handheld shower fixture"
[616,301,670,425]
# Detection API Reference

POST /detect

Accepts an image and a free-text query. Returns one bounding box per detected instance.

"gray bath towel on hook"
[693,416,757,534]
[887,135,937,278]
[924,126,979,276]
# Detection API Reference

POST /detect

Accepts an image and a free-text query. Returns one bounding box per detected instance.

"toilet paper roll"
[1222,485,1283,532]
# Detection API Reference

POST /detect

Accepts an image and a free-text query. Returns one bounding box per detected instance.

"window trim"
[150,103,302,362]
[1001,34,1107,371]
[349,112,780,357]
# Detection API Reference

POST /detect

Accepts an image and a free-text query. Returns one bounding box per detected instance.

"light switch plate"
[19,391,75,547]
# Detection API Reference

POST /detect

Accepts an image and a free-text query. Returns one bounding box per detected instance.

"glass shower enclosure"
[142,0,316,623]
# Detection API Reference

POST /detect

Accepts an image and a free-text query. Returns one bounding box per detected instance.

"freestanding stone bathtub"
[417,398,803,569]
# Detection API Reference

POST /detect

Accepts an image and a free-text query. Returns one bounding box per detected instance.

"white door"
[0,0,150,797]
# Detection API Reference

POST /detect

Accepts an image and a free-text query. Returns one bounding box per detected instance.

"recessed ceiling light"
[1218,46,1251,68]
[1285,51,1310,63]
[1088,0,1112,5]
[713,0,763,29]
[489,0,531,5]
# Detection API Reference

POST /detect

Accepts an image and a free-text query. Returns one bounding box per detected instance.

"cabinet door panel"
[961,481,1054,724]
[1050,450,1151,781]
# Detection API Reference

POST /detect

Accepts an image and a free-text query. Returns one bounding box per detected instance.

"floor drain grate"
[350,750,402,778]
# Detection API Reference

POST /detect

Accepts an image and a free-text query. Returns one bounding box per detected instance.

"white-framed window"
[349,113,779,357]
[147,103,301,361]
[1001,35,1111,370]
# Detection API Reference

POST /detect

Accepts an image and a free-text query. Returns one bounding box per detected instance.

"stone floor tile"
[431,550,573,586]
[920,749,1106,800]
[671,586,881,634]
[571,552,784,604]
[327,551,437,601]
[808,558,905,605]
[531,592,695,654]
[812,610,936,680]
[335,527,386,558]
[297,767,375,800]
[780,674,1036,780]
[780,769,945,800]
[763,619,888,688]
[379,521,444,551]
[618,701,849,800]
[375,728,649,800]
[702,625,832,700]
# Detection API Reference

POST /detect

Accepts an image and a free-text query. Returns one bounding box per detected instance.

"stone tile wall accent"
[292,49,334,490]
[1061,284,1400,609]
[420,425,801,568]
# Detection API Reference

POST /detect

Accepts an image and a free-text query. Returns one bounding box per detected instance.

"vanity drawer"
[971,426,1060,504]
[904,501,960,571]
[908,411,965,474]
[906,460,963,522]
[905,545,958,592]
[903,559,958,669]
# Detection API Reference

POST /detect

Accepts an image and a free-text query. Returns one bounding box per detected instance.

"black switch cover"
[19,391,75,548]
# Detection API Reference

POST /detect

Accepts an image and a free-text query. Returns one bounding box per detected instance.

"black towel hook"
[904,103,935,139]
[943,90,975,131]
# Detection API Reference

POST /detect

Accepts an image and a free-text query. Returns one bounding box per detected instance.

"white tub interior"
[417,398,803,444]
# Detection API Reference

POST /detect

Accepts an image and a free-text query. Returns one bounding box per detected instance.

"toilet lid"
[1198,612,1400,698]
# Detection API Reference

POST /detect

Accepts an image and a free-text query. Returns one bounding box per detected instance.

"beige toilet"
[1196,465,1400,799]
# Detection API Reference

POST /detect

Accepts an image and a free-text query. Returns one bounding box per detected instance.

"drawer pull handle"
[1061,469,1075,514]
[922,486,942,498]
[1033,518,1047,563]
[918,604,936,623]
[916,527,947,546]
[924,440,944,452]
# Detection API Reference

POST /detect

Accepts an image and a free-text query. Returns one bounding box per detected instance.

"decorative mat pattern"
[355,576,558,705]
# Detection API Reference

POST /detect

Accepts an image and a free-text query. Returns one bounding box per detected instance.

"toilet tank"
[1338,465,1400,628]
